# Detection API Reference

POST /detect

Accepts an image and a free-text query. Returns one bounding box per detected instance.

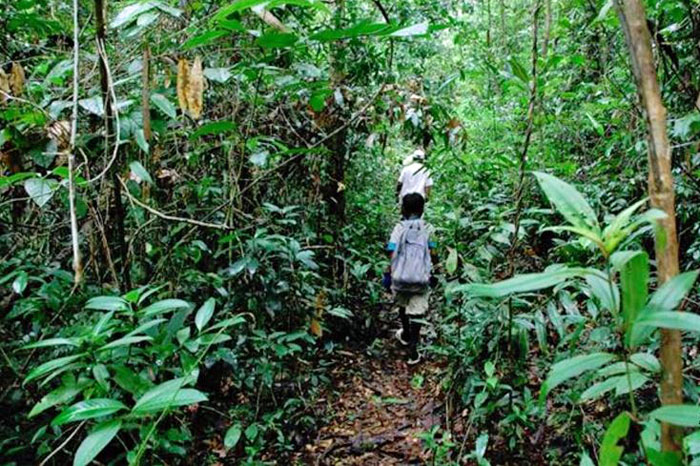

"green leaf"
[12,271,28,294]
[602,198,648,252]
[52,399,126,426]
[85,296,129,311]
[111,1,157,29]
[599,412,631,466]
[630,271,700,346]
[619,251,648,335]
[584,273,619,314]
[310,21,390,41]
[25,354,86,384]
[541,352,616,401]
[224,424,242,448]
[22,338,80,350]
[649,405,700,427]
[457,266,587,298]
[132,378,207,415]
[24,178,56,208]
[614,371,648,396]
[29,383,86,418]
[150,93,177,119]
[636,311,700,333]
[630,353,660,373]
[579,376,622,402]
[182,30,230,50]
[533,171,600,232]
[445,247,458,274]
[585,112,605,136]
[79,96,105,116]
[213,0,270,22]
[190,120,236,139]
[256,32,298,48]
[73,419,122,466]
[389,22,428,37]
[509,58,530,84]
[0,172,35,189]
[195,298,216,332]
[203,67,233,83]
[135,129,149,154]
[129,161,153,184]
[99,336,152,351]
[140,299,190,317]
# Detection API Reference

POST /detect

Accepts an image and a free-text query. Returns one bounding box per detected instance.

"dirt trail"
[297,315,446,465]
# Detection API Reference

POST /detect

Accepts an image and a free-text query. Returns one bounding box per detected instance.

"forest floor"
[294,310,447,465]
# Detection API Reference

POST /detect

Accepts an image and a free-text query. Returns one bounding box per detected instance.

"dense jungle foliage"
[2,0,700,464]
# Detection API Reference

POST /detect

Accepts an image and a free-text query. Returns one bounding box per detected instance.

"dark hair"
[401,193,425,218]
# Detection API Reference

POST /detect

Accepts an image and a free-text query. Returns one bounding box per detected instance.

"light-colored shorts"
[395,292,429,316]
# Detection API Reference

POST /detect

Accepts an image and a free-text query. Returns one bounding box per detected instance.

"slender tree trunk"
[541,0,551,57]
[68,0,83,284]
[95,0,129,289]
[614,0,683,453]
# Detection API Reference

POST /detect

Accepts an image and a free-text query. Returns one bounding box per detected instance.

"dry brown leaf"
[9,62,25,96]
[0,69,9,103]
[47,120,71,149]
[186,56,204,119]
[310,317,322,337]
[176,58,189,114]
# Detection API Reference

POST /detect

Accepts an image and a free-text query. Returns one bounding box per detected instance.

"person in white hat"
[396,148,433,204]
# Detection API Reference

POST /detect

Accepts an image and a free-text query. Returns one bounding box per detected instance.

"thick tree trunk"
[614,0,683,452]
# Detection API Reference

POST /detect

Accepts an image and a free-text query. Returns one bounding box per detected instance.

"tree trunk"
[95,0,129,289]
[614,0,683,452]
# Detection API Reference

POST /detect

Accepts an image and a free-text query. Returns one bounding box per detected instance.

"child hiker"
[396,148,433,204]
[384,193,437,365]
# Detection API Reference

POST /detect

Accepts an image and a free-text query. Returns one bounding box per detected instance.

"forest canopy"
[2,0,700,464]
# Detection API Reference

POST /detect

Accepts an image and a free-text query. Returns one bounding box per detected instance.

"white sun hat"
[412,149,426,160]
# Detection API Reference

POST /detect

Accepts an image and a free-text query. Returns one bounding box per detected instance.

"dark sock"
[408,320,421,360]
[399,307,410,336]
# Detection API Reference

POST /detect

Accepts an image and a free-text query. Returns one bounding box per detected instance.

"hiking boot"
[407,353,422,366]
[395,329,409,346]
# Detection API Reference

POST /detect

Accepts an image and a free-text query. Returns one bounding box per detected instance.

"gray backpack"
[391,219,431,292]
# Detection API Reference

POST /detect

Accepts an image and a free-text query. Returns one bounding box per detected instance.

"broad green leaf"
[132,378,207,414]
[24,178,56,208]
[206,315,246,331]
[310,22,390,41]
[52,398,126,426]
[636,311,700,333]
[599,412,631,466]
[25,354,86,384]
[543,225,605,251]
[195,298,216,332]
[99,335,152,351]
[256,32,298,48]
[203,67,233,83]
[584,273,619,314]
[124,318,167,338]
[579,376,622,402]
[135,129,149,154]
[389,22,428,37]
[580,452,595,466]
[541,352,616,401]
[457,266,587,298]
[12,271,27,294]
[620,251,648,334]
[509,58,529,84]
[74,419,122,466]
[0,172,35,189]
[190,120,236,139]
[111,1,157,28]
[150,93,177,119]
[29,383,86,418]
[629,270,699,347]
[22,338,80,350]
[445,247,458,274]
[140,299,190,317]
[533,171,599,232]
[614,371,648,396]
[85,296,129,311]
[649,405,700,427]
[129,161,153,184]
[630,353,660,373]
[79,96,105,116]
[224,424,242,448]
[182,30,229,50]
[585,112,604,136]
[113,366,152,396]
[213,0,270,21]
[602,198,648,252]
